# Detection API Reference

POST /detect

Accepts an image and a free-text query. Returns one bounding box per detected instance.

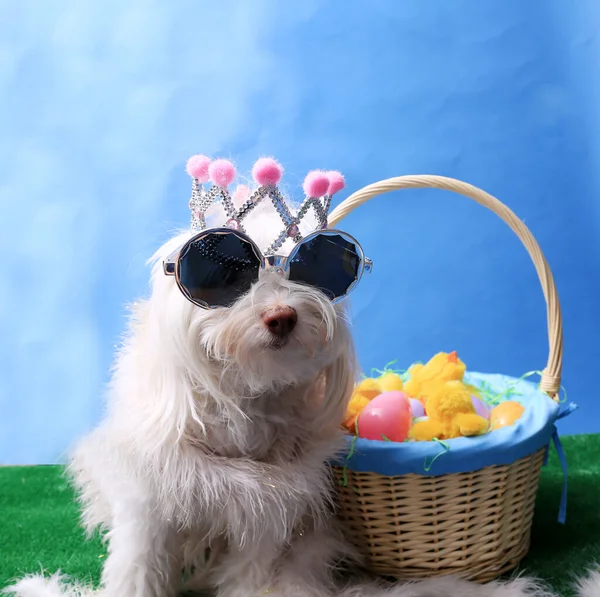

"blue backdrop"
[2,0,599,464]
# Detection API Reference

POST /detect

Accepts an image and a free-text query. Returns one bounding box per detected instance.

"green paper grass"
[423,438,451,472]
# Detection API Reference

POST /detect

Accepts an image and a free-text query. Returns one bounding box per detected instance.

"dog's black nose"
[262,306,298,338]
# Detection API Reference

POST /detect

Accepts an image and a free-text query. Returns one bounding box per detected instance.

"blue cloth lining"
[333,372,576,522]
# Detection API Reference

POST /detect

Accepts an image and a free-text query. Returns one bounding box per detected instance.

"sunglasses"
[163,228,372,309]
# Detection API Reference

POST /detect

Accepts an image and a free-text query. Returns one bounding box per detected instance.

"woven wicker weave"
[328,176,562,583]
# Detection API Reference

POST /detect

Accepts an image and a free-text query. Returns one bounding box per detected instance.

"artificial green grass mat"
[1,435,599,595]
[0,466,106,589]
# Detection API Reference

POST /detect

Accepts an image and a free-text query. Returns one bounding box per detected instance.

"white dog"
[5,159,597,597]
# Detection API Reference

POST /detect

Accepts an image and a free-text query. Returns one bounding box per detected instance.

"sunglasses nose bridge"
[259,255,289,280]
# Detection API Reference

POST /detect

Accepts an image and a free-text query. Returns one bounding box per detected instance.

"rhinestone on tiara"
[185,155,346,255]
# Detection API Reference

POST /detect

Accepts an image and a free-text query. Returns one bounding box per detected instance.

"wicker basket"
[328,176,563,583]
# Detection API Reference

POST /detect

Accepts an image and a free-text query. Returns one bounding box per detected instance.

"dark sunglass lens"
[288,234,361,300]
[178,232,261,307]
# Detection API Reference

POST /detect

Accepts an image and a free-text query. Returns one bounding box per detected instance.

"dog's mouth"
[268,337,291,350]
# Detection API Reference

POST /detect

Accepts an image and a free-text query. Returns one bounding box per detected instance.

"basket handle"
[328,175,563,400]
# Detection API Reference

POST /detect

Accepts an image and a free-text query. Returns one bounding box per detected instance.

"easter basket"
[328,176,565,583]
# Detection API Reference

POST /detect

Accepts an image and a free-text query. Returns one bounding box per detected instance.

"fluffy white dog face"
[200,273,345,385]
[149,230,354,406]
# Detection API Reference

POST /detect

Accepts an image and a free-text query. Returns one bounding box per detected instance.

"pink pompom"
[252,157,283,186]
[326,171,345,195]
[232,183,250,199]
[303,170,330,198]
[186,155,211,182]
[209,159,236,187]
[232,184,251,205]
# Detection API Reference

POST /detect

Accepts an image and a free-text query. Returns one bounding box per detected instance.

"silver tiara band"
[185,156,346,255]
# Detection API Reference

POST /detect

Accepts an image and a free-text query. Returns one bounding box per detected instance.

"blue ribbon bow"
[544,402,578,524]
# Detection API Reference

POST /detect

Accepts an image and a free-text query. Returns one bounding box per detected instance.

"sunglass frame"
[163,227,372,309]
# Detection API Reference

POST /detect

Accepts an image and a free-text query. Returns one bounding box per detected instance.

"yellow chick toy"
[377,371,404,393]
[404,351,467,403]
[354,377,381,400]
[343,393,370,431]
[409,380,489,441]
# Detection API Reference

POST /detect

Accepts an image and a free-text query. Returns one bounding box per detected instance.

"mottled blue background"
[2,0,599,464]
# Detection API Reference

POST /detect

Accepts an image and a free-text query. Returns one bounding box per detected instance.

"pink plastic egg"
[471,395,491,420]
[409,398,425,419]
[357,391,412,442]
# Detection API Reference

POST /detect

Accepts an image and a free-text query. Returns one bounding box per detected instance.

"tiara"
[185,155,345,255]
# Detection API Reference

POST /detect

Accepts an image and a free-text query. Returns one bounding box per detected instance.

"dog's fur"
[5,212,597,597]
